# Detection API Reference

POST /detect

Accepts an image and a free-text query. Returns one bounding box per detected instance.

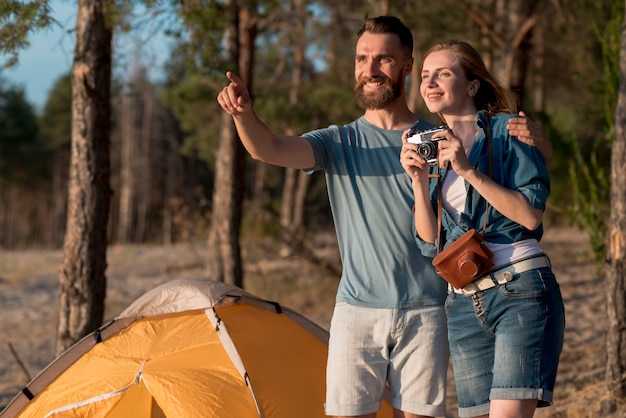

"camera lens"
[417,141,438,160]
[458,259,480,277]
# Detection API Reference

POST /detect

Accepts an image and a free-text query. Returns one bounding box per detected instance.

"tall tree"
[206,0,255,286]
[278,0,311,255]
[494,0,542,104]
[606,0,626,403]
[56,0,112,355]
[116,68,156,244]
[460,0,542,106]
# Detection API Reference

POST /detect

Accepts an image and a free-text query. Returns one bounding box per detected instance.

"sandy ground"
[0,226,622,417]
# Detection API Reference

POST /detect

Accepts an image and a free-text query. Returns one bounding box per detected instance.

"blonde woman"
[400,40,565,418]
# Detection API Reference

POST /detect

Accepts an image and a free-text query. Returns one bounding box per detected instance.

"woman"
[400,40,565,418]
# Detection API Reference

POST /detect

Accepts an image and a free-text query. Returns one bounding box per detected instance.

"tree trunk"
[292,170,310,244]
[56,0,112,355]
[490,0,541,105]
[530,21,545,112]
[206,0,254,287]
[163,132,182,246]
[279,167,297,254]
[135,84,154,242]
[407,40,422,114]
[605,0,626,402]
[247,160,267,227]
[117,92,135,243]
[50,146,70,247]
[278,0,310,256]
[207,110,244,285]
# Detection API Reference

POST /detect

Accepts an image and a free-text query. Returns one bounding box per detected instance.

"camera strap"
[434,116,493,254]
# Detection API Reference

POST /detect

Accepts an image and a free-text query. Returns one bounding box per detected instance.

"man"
[217,15,550,418]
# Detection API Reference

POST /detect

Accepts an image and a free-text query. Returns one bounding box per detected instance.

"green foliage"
[543,0,622,141]
[300,80,360,128]
[39,72,72,149]
[159,0,236,169]
[0,0,55,67]
[567,135,610,271]
[0,77,48,180]
[593,2,622,140]
[173,0,228,78]
[161,74,221,165]
[566,0,623,271]
[1,0,617,247]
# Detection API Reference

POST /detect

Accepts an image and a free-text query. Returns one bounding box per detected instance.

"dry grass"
[1,226,624,417]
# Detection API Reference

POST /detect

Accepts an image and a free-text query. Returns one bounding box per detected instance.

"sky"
[1,1,170,113]
[2,1,76,111]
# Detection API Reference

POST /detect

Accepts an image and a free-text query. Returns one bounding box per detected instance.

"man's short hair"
[357,15,413,55]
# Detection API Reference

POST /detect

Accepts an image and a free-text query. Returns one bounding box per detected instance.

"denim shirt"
[415,111,550,258]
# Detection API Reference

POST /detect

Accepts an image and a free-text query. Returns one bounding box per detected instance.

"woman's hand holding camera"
[402,128,473,177]
[400,129,430,186]
[435,130,473,175]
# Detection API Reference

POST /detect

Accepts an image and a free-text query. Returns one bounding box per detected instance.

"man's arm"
[217,71,315,169]
[507,111,553,166]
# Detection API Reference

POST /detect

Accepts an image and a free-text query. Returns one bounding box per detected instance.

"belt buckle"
[461,282,480,296]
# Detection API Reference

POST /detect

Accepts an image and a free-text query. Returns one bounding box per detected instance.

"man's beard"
[354,75,402,110]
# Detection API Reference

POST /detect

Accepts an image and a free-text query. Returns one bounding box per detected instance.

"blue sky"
[1,1,76,111]
[1,1,170,112]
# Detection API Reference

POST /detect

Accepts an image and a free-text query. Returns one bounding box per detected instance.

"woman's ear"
[468,80,480,97]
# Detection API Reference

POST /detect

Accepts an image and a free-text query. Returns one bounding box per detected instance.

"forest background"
[0,0,618,255]
[0,0,624,416]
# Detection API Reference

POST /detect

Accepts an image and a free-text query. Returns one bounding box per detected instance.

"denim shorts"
[324,302,448,417]
[445,267,565,417]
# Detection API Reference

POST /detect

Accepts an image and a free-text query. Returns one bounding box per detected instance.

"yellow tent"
[1,279,393,417]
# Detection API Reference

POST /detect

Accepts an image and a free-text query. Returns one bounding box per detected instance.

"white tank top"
[441,169,543,267]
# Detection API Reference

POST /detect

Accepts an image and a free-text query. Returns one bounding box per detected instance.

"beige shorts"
[324,302,448,417]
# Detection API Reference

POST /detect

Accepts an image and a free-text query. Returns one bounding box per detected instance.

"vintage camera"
[407,126,448,162]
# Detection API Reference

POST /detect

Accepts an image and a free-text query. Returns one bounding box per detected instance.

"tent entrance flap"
[42,378,163,418]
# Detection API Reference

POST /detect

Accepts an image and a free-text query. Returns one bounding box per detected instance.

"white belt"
[452,255,551,297]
